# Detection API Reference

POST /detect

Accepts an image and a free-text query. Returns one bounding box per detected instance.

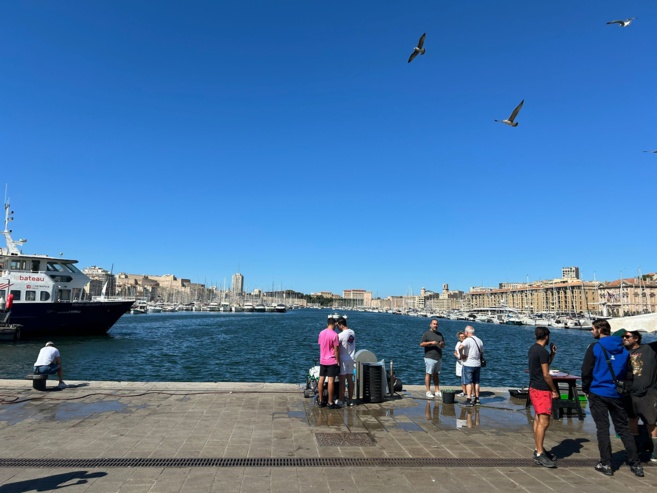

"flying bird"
[607,18,636,27]
[408,33,426,63]
[495,100,524,127]
[643,150,657,154]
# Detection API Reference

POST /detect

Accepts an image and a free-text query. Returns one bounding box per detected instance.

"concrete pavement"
[0,380,655,492]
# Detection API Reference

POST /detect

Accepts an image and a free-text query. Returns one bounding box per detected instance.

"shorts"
[34,364,59,375]
[319,364,340,378]
[456,362,463,378]
[462,365,480,385]
[628,388,657,424]
[424,358,442,375]
[529,388,553,415]
[340,360,355,376]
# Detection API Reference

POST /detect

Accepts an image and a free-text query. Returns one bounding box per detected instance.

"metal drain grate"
[0,457,612,468]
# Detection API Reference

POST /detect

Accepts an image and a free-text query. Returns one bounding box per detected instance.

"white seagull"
[495,100,524,127]
[607,18,636,27]
[408,33,426,63]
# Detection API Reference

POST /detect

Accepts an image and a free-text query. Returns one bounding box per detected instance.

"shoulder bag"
[473,338,486,368]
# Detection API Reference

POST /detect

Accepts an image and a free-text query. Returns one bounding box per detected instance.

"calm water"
[2,310,654,387]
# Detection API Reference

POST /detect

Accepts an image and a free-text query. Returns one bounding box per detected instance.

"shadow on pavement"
[0,471,106,493]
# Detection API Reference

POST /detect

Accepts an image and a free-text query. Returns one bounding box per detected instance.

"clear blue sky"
[2,1,655,297]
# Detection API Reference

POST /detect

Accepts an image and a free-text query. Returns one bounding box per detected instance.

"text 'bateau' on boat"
[0,197,133,338]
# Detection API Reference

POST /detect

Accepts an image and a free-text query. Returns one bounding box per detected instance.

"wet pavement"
[0,379,655,492]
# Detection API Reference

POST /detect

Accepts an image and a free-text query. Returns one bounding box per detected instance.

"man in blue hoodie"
[581,319,644,477]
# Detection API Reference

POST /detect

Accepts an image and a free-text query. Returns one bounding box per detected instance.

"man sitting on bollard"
[33,341,67,389]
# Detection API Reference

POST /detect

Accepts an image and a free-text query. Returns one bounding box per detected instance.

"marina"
[4,309,655,387]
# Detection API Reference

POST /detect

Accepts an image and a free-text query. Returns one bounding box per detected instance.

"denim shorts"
[34,364,59,375]
[462,365,480,385]
[424,358,442,375]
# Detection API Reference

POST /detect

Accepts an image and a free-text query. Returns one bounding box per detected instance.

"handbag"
[598,344,628,395]
[472,338,486,368]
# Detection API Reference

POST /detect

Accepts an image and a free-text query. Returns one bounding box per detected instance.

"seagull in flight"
[495,100,524,127]
[607,18,636,27]
[643,150,657,154]
[408,33,426,63]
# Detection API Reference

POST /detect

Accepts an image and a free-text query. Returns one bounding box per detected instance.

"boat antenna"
[2,191,27,255]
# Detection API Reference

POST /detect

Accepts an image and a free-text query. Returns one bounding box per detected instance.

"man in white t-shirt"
[459,326,483,407]
[337,317,356,406]
[33,341,67,389]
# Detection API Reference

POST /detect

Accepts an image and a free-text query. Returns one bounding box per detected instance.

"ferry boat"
[0,199,134,338]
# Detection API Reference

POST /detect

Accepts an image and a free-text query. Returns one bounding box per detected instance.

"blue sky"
[2,1,655,297]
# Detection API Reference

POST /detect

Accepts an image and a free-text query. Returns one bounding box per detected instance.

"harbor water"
[2,310,654,387]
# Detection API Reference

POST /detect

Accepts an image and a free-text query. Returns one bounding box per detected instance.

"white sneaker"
[57,382,67,389]
[425,391,434,398]
[435,391,443,399]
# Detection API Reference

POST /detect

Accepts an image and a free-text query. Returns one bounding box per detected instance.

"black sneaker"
[316,397,327,408]
[328,403,341,410]
[630,464,644,478]
[533,453,557,468]
[474,397,481,406]
[534,449,557,462]
[463,399,474,407]
[594,462,613,476]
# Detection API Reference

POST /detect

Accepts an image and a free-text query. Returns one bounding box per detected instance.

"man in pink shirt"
[317,318,341,409]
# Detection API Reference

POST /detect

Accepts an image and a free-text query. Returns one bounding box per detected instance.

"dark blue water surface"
[2,310,654,387]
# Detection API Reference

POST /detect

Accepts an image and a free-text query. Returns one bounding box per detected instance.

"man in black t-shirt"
[419,319,445,399]
[621,330,657,462]
[528,326,559,468]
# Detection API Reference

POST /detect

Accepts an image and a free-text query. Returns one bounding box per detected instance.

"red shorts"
[530,388,553,415]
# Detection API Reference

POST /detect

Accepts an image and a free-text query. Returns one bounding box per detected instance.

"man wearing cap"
[620,329,657,462]
[33,342,67,389]
[317,318,340,409]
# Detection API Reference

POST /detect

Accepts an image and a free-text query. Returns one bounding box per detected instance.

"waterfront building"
[82,266,116,297]
[231,273,244,295]
[597,277,657,317]
[562,266,580,279]
[342,289,372,308]
[467,280,599,314]
[424,284,465,311]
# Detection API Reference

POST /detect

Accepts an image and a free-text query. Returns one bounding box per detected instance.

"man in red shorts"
[528,326,559,468]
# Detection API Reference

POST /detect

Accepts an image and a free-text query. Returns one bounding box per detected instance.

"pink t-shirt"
[318,327,339,365]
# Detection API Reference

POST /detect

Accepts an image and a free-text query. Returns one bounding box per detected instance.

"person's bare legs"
[317,376,326,403]
[534,414,551,455]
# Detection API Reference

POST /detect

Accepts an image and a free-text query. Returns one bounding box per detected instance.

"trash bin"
[363,364,384,403]
[442,390,457,404]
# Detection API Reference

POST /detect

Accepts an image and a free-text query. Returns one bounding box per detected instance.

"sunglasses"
[622,334,634,339]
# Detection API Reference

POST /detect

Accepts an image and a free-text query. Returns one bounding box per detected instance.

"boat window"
[47,262,64,272]
[10,259,27,270]
[62,263,82,273]
[40,291,50,301]
[57,289,71,301]
[25,290,36,301]
[50,275,73,283]
[31,260,41,272]
[0,289,5,300]
[10,290,21,301]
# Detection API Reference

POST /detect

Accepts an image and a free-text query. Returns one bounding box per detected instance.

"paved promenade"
[0,379,655,492]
